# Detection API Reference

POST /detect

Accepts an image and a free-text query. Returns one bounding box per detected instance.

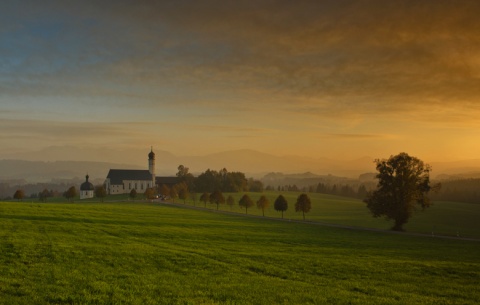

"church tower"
[148,147,155,185]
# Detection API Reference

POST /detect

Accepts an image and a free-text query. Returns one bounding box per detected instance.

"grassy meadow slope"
[164,191,480,239]
[1,201,479,304]
[20,191,480,238]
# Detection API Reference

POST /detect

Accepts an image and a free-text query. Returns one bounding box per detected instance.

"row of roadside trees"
[197,191,312,220]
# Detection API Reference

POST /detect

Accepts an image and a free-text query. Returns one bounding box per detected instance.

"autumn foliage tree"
[200,192,209,208]
[175,182,189,204]
[13,189,25,201]
[170,186,178,203]
[144,187,156,200]
[239,194,254,214]
[274,195,288,219]
[226,195,235,210]
[295,193,312,220]
[64,186,77,202]
[159,184,170,198]
[256,195,270,217]
[364,152,439,231]
[178,188,189,204]
[95,185,107,202]
[209,190,225,210]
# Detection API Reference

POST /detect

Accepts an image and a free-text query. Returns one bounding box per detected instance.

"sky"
[1,0,480,164]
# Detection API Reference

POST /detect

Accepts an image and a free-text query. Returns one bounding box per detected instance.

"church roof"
[156,176,180,186]
[107,169,152,185]
[80,175,94,191]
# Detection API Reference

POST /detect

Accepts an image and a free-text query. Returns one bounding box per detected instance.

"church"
[105,148,157,195]
[80,174,95,199]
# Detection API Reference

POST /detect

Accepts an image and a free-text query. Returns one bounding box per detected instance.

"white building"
[105,149,156,195]
[80,174,95,199]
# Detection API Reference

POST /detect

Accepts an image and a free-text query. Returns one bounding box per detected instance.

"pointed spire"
[148,147,155,160]
[86,174,89,182]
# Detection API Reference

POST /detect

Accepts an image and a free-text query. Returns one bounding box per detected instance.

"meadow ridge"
[80,191,480,239]
[0,200,479,304]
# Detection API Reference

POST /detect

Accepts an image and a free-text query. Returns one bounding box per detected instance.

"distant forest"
[266,179,480,205]
[429,179,480,204]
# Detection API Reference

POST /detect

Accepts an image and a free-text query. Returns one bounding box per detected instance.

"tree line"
[429,178,480,204]
[179,166,264,193]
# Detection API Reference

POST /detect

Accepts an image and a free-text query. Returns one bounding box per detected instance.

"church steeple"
[148,146,155,160]
[148,147,155,184]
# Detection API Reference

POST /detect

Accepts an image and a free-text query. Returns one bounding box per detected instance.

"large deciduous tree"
[239,194,254,214]
[176,165,196,192]
[209,190,225,210]
[64,186,77,203]
[144,187,156,200]
[364,152,439,231]
[274,195,288,219]
[295,193,311,220]
[39,189,50,203]
[95,185,107,202]
[170,186,178,203]
[256,195,270,217]
[200,192,209,208]
[159,184,170,198]
[13,189,25,201]
[178,187,189,204]
[226,195,235,210]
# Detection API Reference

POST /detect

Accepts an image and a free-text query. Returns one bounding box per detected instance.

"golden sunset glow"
[1,1,480,171]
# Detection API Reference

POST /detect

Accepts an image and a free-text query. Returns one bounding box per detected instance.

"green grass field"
[144,191,480,239]
[1,201,479,304]
[32,191,480,238]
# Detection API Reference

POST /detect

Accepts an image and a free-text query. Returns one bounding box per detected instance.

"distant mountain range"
[0,160,140,184]
[0,147,375,182]
[1,146,480,183]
